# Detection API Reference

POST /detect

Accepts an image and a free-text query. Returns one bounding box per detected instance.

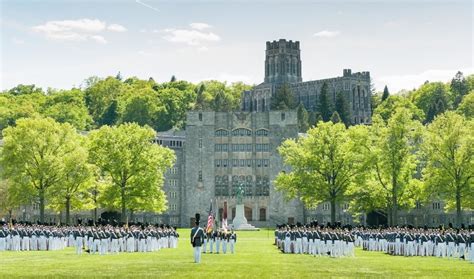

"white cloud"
[107,24,127,32]
[313,30,340,38]
[91,35,107,44]
[162,27,220,46]
[32,18,126,43]
[376,67,474,93]
[189,22,212,30]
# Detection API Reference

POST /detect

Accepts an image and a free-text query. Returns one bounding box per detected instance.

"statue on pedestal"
[236,184,244,205]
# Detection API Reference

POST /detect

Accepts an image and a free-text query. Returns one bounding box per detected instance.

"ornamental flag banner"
[222,200,228,233]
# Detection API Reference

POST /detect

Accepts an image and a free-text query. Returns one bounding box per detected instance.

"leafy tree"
[84,77,128,125]
[99,100,119,126]
[410,82,450,123]
[457,91,474,119]
[350,108,423,226]
[450,71,469,108]
[370,93,382,116]
[121,88,161,127]
[318,82,332,121]
[48,136,93,225]
[374,95,424,123]
[0,118,82,222]
[275,122,364,224]
[211,90,233,112]
[330,111,342,124]
[88,123,175,222]
[335,92,350,126]
[271,83,295,110]
[42,89,93,130]
[7,84,43,96]
[195,83,206,110]
[297,103,309,132]
[422,112,473,226]
[382,85,390,101]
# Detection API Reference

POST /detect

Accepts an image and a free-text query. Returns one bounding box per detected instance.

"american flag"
[206,201,214,233]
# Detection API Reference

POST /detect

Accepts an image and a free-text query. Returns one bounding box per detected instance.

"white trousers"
[194,246,202,263]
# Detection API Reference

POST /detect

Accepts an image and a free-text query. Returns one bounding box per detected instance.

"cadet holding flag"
[191,213,205,263]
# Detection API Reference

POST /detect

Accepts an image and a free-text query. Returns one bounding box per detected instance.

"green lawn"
[0,229,472,278]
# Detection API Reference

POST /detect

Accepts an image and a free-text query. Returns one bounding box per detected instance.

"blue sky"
[1,0,472,92]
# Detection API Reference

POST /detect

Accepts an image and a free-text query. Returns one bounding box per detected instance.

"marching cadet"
[0,226,7,251]
[284,227,291,254]
[457,230,467,260]
[222,231,228,254]
[73,227,83,255]
[215,229,221,254]
[190,213,204,264]
[229,230,237,254]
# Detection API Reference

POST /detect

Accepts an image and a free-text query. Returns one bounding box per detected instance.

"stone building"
[241,39,372,125]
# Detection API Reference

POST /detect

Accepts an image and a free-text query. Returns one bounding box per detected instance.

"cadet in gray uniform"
[190,213,204,263]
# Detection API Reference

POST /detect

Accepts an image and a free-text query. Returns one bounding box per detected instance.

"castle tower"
[264,39,302,84]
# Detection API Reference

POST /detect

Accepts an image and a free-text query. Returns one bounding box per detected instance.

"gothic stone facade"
[241,39,372,125]
[179,111,303,228]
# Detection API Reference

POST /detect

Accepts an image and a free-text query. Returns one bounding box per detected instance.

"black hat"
[195,213,200,225]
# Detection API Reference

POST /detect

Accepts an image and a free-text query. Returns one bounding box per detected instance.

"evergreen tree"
[450,71,469,108]
[382,85,390,101]
[297,103,309,132]
[99,100,119,126]
[270,83,295,110]
[170,75,177,82]
[318,82,332,121]
[115,71,122,81]
[330,111,342,123]
[335,92,350,126]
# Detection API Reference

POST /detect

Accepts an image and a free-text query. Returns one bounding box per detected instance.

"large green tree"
[0,118,83,222]
[409,82,450,123]
[42,89,93,130]
[88,123,175,221]
[457,91,474,119]
[275,121,364,224]
[350,108,423,226]
[47,136,94,225]
[422,112,473,226]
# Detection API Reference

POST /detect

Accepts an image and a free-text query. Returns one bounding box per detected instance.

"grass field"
[0,229,472,278]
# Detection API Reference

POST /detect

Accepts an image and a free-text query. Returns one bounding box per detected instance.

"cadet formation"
[0,223,179,255]
[275,224,474,263]
[202,228,237,254]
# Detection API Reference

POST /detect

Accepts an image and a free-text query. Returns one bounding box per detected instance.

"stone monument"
[232,184,258,231]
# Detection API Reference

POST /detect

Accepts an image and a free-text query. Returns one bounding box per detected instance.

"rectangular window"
[199,113,202,121]
[263,159,269,167]
[199,139,202,148]
[256,159,262,167]
[281,113,285,121]
[198,171,202,182]
[216,159,221,167]
[240,159,245,167]
[246,159,252,167]
[233,159,238,167]
[223,144,228,152]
